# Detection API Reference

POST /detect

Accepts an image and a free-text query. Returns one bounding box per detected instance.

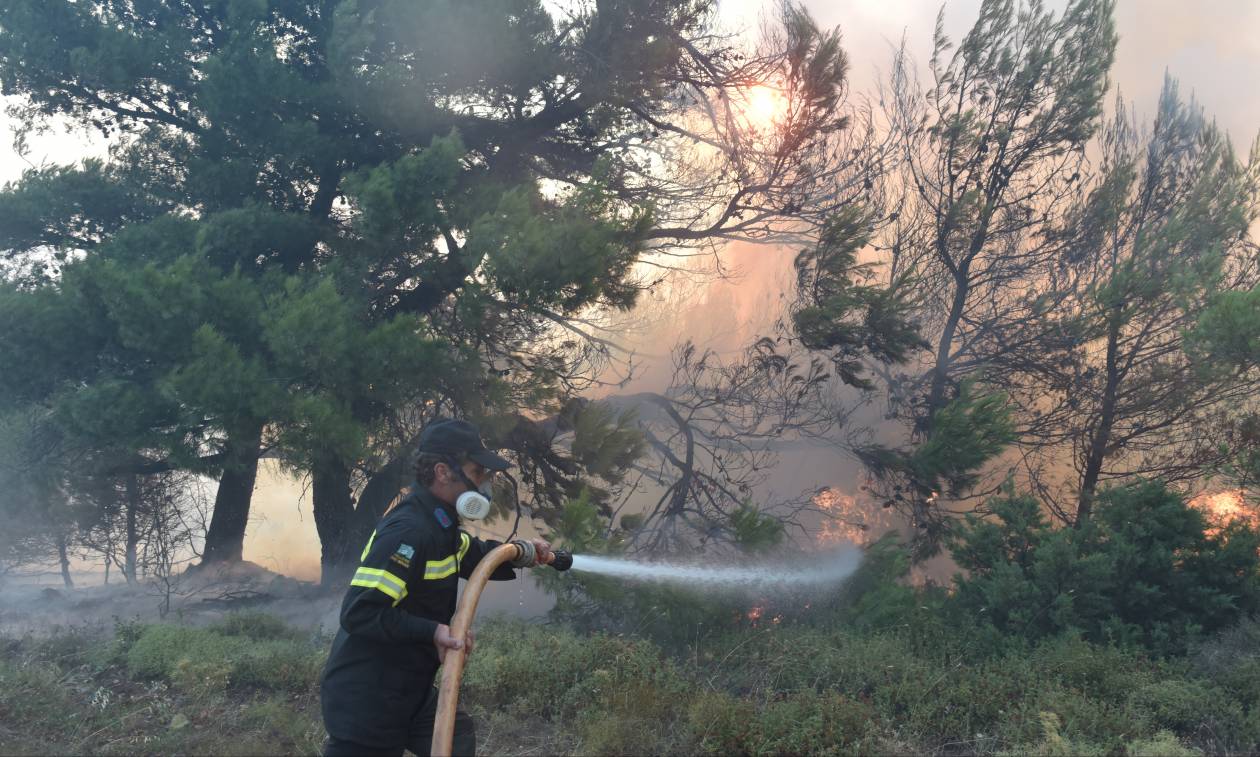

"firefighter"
[320,419,551,757]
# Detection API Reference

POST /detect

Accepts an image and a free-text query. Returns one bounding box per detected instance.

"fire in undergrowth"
[812,486,894,546]
[1189,489,1260,533]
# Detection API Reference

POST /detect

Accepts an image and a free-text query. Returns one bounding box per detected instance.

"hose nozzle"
[548,548,573,572]
[509,541,572,571]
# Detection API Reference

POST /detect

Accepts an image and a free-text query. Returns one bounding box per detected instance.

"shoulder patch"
[433,508,453,529]
[390,543,414,569]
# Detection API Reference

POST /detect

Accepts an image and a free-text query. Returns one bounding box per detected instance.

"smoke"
[245,460,321,582]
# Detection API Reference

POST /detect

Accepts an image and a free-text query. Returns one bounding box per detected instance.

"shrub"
[687,690,757,754]
[950,481,1260,654]
[752,691,875,755]
[1129,679,1237,739]
[210,611,304,642]
[464,618,688,722]
[1189,616,1260,709]
[125,623,323,693]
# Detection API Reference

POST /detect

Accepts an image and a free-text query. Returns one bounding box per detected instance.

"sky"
[7,0,1260,582]
[5,2,1259,182]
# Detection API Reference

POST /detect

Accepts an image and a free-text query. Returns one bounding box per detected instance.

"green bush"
[752,691,875,755]
[210,611,305,642]
[1123,731,1202,757]
[465,618,692,754]
[687,690,757,754]
[1129,679,1236,738]
[1190,616,1260,709]
[950,481,1260,654]
[125,623,323,694]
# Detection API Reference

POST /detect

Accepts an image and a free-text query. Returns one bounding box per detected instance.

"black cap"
[417,419,511,471]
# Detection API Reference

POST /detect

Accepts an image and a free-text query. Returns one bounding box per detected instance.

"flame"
[1189,489,1260,532]
[813,487,893,546]
[746,605,764,623]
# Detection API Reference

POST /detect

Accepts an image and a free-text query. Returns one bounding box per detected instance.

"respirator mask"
[451,459,496,521]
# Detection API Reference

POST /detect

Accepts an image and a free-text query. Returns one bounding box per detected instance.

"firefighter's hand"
[434,623,472,663]
[530,538,553,566]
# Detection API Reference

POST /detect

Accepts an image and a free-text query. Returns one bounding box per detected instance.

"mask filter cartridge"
[456,490,491,520]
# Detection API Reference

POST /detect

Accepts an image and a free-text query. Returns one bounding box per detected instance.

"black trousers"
[323,686,477,757]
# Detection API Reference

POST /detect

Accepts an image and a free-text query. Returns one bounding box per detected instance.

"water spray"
[566,551,860,589]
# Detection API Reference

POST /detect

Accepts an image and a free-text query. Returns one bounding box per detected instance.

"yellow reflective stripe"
[458,532,471,561]
[360,530,377,562]
[351,567,407,602]
[423,555,457,580]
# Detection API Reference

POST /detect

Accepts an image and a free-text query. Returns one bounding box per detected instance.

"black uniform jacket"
[320,487,516,747]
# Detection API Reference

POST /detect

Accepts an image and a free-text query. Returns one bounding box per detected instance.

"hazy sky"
[623,0,1260,380]
[722,0,1260,147]
[3,1,1258,183]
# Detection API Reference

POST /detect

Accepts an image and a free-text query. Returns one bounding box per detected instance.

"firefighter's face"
[437,460,492,491]
[460,461,494,491]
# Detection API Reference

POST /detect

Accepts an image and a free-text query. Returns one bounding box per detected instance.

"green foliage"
[858,383,1015,522]
[0,618,325,756]
[1189,617,1260,710]
[5,609,1258,755]
[911,383,1015,497]
[951,481,1260,654]
[466,180,649,312]
[208,611,306,642]
[747,691,876,755]
[792,207,923,389]
[1189,287,1260,372]
[546,491,620,556]
[124,623,323,694]
[728,502,786,555]
[822,532,933,631]
[0,160,162,280]
[1188,286,1260,489]
[569,403,645,485]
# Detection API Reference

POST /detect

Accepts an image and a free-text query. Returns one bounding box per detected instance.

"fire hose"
[431,541,573,757]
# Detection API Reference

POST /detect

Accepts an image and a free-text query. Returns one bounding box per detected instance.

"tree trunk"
[352,453,413,536]
[926,264,971,428]
[1077,311,1123,527]
[124,475,139,585]
[312,460,358,588]
[56,534,74,589]
[313,452,415,588]
[201,421,265,564]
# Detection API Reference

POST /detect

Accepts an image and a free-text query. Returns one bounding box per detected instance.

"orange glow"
[746,605,764,623]
[813,486,892,546]
[744,85,784,126]
[1189,489,1260,533]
